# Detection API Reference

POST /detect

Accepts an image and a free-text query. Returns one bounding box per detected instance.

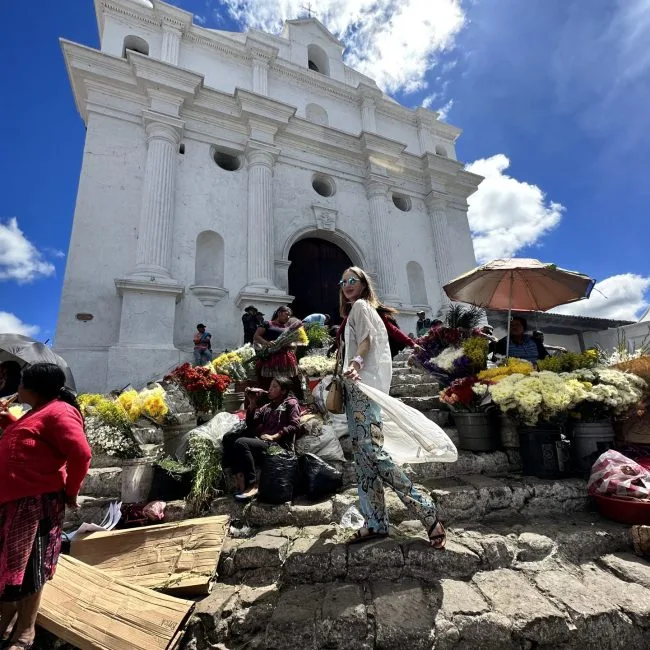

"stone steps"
[398,395,441,411]
[183,517,650,650]
[390,383,439,398]
[209,474,588,530]
[80,467,122,498]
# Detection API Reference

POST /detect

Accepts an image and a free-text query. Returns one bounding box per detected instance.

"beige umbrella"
[443,258,595,357]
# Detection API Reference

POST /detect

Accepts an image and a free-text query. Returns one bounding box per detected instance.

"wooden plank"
[39,555,194,650]
[70,515,230,595]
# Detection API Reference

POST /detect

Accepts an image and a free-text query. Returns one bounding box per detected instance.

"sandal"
[7,641,34,650]
[346,527,388,545]
[428,521,446,550]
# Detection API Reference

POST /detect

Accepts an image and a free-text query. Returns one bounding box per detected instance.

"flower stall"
[165,363,231,414]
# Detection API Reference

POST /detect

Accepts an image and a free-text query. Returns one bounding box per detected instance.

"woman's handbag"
[326,347,345,414]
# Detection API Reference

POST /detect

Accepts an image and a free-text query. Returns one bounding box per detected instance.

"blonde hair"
[339,266,380,317]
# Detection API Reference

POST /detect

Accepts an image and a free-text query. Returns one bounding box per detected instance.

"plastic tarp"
[174,412,241,462]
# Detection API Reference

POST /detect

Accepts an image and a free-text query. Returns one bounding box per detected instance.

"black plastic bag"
[300,453,343,501]
[258,448,298,504]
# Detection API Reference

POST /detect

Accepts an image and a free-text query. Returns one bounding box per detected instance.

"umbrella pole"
[505,271,513,360]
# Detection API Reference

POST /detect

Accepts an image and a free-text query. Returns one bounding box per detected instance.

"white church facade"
[55,0,482,392]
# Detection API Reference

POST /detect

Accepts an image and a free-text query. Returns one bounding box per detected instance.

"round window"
[312,174,336,197]
[213,149,242,171]
[392,194,412,212]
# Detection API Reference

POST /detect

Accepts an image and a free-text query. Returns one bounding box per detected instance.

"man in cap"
[416,310,433,337]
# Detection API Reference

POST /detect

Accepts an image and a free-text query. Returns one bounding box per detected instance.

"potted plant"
[439,377,498,452]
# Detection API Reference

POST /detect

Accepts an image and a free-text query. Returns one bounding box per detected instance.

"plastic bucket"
[572,421,615,472]
[454,412,499,452]
[162,422,196,460]
[518,425,571,479]
[121,459,155,503]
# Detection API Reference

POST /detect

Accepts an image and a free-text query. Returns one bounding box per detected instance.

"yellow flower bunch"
[212,351,243,373]
[537,349,599,373]
[115,385,169,423]
[116,389,141,421]
[478,358,534,382]
[297,326,309,346]
[462,336,489,371]
[79,393,131,430]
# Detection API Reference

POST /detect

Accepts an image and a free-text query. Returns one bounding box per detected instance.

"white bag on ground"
[312,376,333,414]
[328,413,350,440]
[174,412,241,461]
[356,380,457,464]
[295,414,345,463]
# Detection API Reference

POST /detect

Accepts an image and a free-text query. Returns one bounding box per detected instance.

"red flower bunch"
[166,363,231,394]
[440,376,492,412]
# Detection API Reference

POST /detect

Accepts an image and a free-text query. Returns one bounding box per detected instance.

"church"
[55,0,483,393]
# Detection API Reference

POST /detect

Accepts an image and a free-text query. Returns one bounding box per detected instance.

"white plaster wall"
[180,44,252,94]
[375,113,421,154]
[101,15,162,60]
[446,204,477,279]
[584,322,650,354]
[171,137,248,352]
[55,112,147,390]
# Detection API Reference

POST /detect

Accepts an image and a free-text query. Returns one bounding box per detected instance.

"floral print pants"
[344,381,439,535]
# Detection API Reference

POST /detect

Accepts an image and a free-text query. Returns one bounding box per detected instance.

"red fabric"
[0,400,92,504]
[380,315,415,349]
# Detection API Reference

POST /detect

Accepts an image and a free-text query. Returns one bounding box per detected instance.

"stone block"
[371,580,435,650]
[265,585,322,649]
[534,569,632,646]
[63,496,115,530]
[473,569,569,645]
[80,467,122,497]
[390,382,437,398]
[599,552,650,590]
[235,534,289,570]
[289,499,335,526]
[402,539,481,583]
[399,395,439,411]
[347,538,403,581]
[193,583,240,630]
[317,583,369,649]
[452,612,518,650]
[517,532,555,562]
[439,579,489,617]
[283,535,334,584]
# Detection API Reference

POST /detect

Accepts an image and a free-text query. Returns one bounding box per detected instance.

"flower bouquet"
[244,320,308,365]
[299,354,336,378]
[116,384,169,424]
[165,363,231,413]
[78,393,141,459]
[478,358,534,383]
[211,350,247,380]
[440,376,493,413]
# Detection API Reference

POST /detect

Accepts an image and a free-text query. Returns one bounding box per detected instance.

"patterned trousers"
[344,381,439,535]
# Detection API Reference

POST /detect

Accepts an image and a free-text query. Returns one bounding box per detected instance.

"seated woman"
[491,316,548,365]
[253,306,301,390]
[226,377,300,502]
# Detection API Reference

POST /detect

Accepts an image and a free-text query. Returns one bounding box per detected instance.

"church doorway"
[288,238,352,325]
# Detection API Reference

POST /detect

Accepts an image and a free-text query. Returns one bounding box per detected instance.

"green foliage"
[444,304,485,330]
[157,456,192,479]
[304,323,333,349]
[186,436,222,514]
[537,349,599,373]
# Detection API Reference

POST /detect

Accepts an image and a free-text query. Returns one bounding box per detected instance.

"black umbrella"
[0,334,76,392]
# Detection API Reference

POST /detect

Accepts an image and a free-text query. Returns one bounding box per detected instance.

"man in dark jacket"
[242,306,260,344]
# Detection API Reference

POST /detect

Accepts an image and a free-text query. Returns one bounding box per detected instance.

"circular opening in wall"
[213,149,242,171]
[392,194,412,212]
[312,174,336,197]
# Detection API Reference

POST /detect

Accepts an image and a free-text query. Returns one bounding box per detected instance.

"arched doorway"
[288,238,352,324]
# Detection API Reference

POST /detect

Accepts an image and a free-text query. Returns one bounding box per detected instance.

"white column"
[132,112,183,279]
[161,25,182,65]
[245,147,277,288]
[252,60,269,95]
[360,96,377,133]
[426,193,454,292]
[366,179,399,301]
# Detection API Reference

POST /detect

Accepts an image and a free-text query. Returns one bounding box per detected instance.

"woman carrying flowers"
[338,266,446,548]
[253,306,302,390]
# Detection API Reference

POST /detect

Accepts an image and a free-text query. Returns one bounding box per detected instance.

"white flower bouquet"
[299,354,336,378]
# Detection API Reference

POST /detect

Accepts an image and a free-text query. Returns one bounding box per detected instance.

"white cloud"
[0,218,55,284]
[421,93,438,109]
[0,311,39,336]
[552,274,650,321]
[436,98,454,121]
[466,154,564,262]
[221,0,467,93]
[194,14,207,25]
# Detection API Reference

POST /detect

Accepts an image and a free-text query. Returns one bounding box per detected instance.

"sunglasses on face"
[339,277,360,288]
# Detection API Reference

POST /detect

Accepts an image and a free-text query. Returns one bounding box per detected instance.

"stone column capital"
[246,144,279,167]
[161,19,184,35]
[143,111,184,144]
[365,177,389,199]
[425,191,448,212]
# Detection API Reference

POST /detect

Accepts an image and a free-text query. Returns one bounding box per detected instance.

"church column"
[161,22,182,66]
[251,59,269,95]
[425,192,454,296]
[132,111,183,279]
[360,96,377,133]
[366,178,399,301]
[245,145,278,290]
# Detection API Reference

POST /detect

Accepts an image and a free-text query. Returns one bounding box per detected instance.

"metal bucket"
[572,421,615,472]
[454,412,499,452]
[121,458,155,503]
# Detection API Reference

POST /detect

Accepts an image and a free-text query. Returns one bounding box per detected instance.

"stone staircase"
[67,354,650,649]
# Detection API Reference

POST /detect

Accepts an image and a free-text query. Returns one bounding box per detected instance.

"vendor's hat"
[244,305,257,313]
[416,310,425,316]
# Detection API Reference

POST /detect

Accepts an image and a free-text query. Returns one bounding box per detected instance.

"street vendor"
[226,378,301,502]
[491,316,549,364]
[253,306,301,389]
[193,323,212,366]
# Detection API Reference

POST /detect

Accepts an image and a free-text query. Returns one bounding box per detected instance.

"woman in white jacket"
[339,266,446,548]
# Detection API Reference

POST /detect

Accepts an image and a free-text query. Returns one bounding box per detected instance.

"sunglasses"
[338,277,360,287]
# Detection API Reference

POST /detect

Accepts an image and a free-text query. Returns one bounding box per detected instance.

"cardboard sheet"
[70,515,230,596]
[39,555,194,650]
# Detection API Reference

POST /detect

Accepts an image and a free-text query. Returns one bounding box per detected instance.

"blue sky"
[1,0,649,341]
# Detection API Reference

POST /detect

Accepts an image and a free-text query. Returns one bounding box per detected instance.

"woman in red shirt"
[0,363,91,650]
